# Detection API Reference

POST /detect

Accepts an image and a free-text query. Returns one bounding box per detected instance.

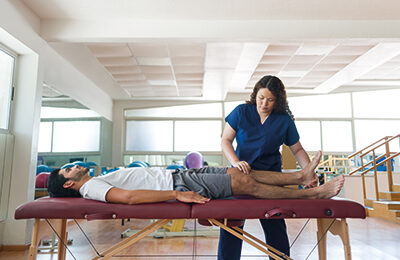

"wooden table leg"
[57,219,67,260]
[28,219,40,260]
[317,219,327,260]
[317,218,352,260]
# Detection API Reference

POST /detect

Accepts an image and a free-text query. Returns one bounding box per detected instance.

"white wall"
[2,53,42,245]
[0,0,112,245]
[342,172,400,205]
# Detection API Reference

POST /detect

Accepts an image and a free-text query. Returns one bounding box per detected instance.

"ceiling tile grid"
[88,43,206,97]
[86,41,400,98]
[246,43,378,90]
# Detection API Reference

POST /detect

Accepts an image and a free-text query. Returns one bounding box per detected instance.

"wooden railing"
[348,134,400,201]
[319,155,351,174]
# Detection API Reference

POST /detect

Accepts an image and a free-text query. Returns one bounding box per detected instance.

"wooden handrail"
[348,136,391,159]
[319,157,348,166]
[348,133,399,203]
[359,134,400,158]
[348,153,387,175]
[351,151,400,176]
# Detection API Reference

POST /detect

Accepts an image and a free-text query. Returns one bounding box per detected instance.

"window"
[38,120,101,153]
[38,122,52,152]
[295,121,321,151]
[52,121,100,152]
[0,47,15,130]
[174,121,221,151]
[126,121,173,151]
[322,121,353,152]
[354,120,400,151]
[353,89,400,118]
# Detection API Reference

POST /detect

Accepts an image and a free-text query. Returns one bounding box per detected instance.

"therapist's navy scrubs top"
[225,103,300,172]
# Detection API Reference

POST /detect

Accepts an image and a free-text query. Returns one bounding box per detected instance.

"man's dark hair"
[47,169,82,198]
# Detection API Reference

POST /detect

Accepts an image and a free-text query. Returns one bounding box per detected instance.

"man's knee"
[234,174,257,191]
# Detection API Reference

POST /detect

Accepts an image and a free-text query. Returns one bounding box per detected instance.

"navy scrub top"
[225,104,300,171]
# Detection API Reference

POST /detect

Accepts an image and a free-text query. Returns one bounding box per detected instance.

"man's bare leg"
[226,151,321,187]
[230,174,344,200]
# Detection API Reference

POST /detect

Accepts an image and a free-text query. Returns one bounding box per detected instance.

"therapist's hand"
[233,161,251,175]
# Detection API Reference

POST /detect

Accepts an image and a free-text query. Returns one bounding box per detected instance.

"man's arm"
[105,188,210,204]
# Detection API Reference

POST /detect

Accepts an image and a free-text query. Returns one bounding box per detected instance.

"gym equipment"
[184,151,204,169]
[36,165,52,175]
[35,172,50,188]
[166,164,185,170]
[127,161,149,168]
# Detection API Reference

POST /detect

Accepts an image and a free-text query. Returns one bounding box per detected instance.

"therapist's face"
[256,88,276,115]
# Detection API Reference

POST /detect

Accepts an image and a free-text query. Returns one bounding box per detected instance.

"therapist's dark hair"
[247,75,294,120]
[47,169,82,198]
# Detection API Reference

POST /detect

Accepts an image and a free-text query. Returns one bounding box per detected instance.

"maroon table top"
[15,197,365,220]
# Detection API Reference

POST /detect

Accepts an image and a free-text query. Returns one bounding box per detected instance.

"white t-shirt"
[79,168,174,202]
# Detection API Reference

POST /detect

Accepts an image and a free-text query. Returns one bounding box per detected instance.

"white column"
[3,53,43,245]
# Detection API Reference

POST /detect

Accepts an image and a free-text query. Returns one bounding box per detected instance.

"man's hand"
[175,191,210,204]
[232,161,251,174]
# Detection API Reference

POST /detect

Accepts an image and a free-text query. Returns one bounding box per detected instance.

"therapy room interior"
[1,0,400,259]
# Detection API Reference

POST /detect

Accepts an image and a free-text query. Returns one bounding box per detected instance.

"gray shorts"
[172,167,231,199]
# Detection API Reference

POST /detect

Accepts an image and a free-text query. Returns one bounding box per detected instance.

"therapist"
[218,75,311,260]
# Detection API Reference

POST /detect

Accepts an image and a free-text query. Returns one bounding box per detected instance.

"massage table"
[15,197,365,260]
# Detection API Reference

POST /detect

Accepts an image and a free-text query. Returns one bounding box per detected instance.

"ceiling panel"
[97,57,137,66]
[83,41,400,99]
[106,66,141,74]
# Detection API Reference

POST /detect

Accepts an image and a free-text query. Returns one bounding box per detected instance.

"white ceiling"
[21,0,400,101]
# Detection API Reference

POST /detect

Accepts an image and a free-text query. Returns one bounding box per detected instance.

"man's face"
[59,165,89,181]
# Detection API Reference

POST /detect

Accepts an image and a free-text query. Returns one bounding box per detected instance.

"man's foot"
[317,175,345,199]
[301,151,322,186]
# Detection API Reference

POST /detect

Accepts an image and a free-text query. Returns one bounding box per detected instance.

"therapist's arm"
[221,123,251,174]
[106,188,210,204]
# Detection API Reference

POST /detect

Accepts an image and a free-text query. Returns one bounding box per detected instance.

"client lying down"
[47,151,344,204]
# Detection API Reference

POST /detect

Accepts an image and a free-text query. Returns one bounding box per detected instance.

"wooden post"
[385,140,393,191]
[281,145,297,170]
[373,151,379,201]
[361,156,367,200]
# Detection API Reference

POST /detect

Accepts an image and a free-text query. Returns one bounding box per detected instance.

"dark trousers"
[217,219,290,260]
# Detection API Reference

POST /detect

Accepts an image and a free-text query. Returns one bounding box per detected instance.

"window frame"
[39,118,102,155]
[0,44,17,131]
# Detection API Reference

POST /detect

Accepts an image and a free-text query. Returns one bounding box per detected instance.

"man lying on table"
[47,151,344,204]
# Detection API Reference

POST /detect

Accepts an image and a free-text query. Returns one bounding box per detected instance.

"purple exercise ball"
[184,151,204,169]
